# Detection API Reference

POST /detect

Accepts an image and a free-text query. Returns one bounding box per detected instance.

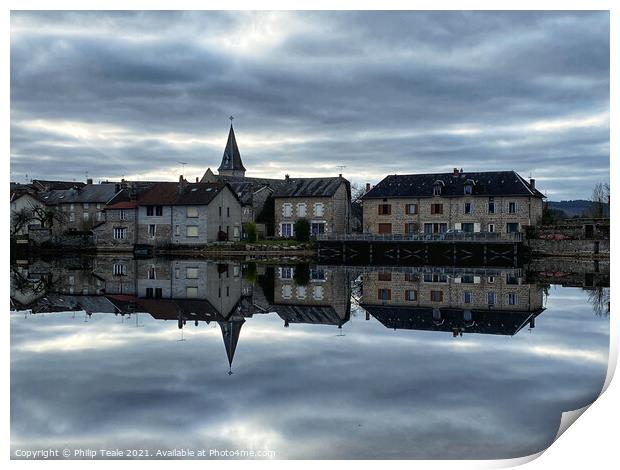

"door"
[378,223,392,234]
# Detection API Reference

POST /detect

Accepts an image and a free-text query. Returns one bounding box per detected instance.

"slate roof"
[218,125,246,172]
[272,304,350,326]
[272,176,349,198]
[137,181,239,206]
[361,304,544,336]
[31,180,85,191]
[362,171,545,199]
[39,183,119,205]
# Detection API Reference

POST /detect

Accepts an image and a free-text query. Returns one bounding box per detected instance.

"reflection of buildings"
[360,269,545,337]
[272,266,351,329]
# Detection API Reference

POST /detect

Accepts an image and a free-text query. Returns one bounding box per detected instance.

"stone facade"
[93,207,137,250]
[274,182,351,237]
[56,202,107,232]
[361,270,544,311]
[363,195,543,235]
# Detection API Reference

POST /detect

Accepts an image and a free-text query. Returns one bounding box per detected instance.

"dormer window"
[433,180,444,196]
[464,180,474,195]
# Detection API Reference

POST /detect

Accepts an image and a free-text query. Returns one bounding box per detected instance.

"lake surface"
[10,257,609,459]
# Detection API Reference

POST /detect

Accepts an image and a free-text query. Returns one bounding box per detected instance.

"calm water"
[10,257,609,459]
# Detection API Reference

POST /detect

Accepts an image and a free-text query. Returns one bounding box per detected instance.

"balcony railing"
[315,231,523,243]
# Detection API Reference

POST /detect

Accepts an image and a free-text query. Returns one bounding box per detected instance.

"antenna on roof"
[178,161,188,174]
[336,165,346,174]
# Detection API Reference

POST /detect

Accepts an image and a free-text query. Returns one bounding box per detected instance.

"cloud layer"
[10,11,609,199]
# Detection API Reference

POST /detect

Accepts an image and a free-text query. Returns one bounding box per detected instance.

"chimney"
[365,183,371,192]
[178,175,186,194]
[86,178,93,185]
[285,174,290,181]
[460,168,463,174]
[529,178,536,189]
[195,177,199,183]
[453,168,459,176]
[338,173,342,178]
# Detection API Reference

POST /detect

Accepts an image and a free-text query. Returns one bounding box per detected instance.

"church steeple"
[217,117,246,177]
[218,319,245,375]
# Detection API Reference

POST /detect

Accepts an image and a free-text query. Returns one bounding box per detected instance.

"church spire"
[218,319,245,375]
[217,117,246,177]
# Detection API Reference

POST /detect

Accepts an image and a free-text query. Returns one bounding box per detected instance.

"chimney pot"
[179,175,184,182]
[365,183,371,192]
[453,168,459,176]
[339,173,342,178]
[285,174,290,180]
[529,178,536,189]
[86,178,93,184]
[195,177,199,183]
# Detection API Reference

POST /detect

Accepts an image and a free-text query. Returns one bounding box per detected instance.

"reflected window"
[507,293,518,305]
[464,292,472,304]
[145,287,153,298]
[378,272,392,281]
[313,285,324,300]
[186,287,198,298]
[282,284,293,299]
[296,286,306,299]
[487,292,497,305]
[187,207,199,218]
[147,266,156,280]
[405,289,417,301]
[113,263,126,276]
[155,288,162,299]
[430,290,443,302]
[280,267,294,279]
[186,267,199,279]
[310,269,326,281]
[377,288,391,301]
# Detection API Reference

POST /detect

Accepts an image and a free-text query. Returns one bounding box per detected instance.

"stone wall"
[93,208,136,250]
[363,195,543,235]
[527,239,610,257]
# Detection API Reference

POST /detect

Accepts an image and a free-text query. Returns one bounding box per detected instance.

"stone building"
[273,176,351,237]
[361,169,545,236]
[201,122,351,237]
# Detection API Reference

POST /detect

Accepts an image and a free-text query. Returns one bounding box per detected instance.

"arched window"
[433,180,444,196]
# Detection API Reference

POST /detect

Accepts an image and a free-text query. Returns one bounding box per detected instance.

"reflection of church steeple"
[218,319,245,375]
[217,119,246,177]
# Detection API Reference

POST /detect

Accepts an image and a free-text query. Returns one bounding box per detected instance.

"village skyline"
[10,11,609,200]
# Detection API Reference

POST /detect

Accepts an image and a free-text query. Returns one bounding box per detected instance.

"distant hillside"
[547,200,610,218]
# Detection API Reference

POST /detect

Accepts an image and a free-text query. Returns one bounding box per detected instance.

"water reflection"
[10,256,610,459]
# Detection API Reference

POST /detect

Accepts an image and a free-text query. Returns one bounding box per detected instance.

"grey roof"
[272,304,350,326]
[218,125,246,172]
[362,171,545,199]
[272,177,349,198]
[39,183,119,205]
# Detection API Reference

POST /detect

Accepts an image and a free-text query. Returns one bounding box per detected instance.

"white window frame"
[508,201,517,214]
[113,227,127,239]
[186,287,198,298]
[313,202,324,217]
[282,284,293,299]
[119,209,127,220]
[507,293,518,305]
[297,203,307,217]
[488,224,495,233]
[186,226,199,237]
[280,223,294,238]
[283,203,293,217]
[113,263,126,276]
[149,224,156,238]
[280,267,294,279]
[186,206,199,218]
[313,285,324,300]
[186,267,199,279]
[487,292,497,305]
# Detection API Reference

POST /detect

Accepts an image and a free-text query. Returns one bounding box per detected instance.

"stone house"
[135,180,242,246]
[38,183,120,233]
[361,169,545,236]
[272,176,351,238]
[10,189,45,235]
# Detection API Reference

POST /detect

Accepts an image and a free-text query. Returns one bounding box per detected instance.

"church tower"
[217,118,246,177]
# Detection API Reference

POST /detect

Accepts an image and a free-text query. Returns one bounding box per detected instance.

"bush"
[244,222,257,243]
[293,263,310,286]
[294,218,310,242]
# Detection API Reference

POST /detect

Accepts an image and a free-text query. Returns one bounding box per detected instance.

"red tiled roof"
[107,201,138,209]
[138,181,230,206]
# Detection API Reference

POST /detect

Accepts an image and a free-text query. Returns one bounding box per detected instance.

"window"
[145,287,153,298]
[70,204,74,210]
[378,223,392,234]
[378,272,392,281]
[424,223,447,234]
[233,227,239,238]
[281,223,293,238]
[405,204,418,215]
[69,213,75,222]
[507,223,520,233]
[314,203,324,217]
[186,287,198,298]
[175,225,180,236]
[82,287,89,295]
[96,211,104,221]
[83,203,90,209]
[219,206,222,216]
[464,202,472,214]
[378,204,391,215]
[430,290,443,302]
[113,227,127,239]
[462,223,474,233]
[187,207,198,218]
[507,293,518,305]
[311,222,325,235]
[97,203,102,209]
[227,207,230,217]
[186,267,199,279]
[310,269,326,280]
[155,288,163,299]
[83,212,89,221]
[297,203,307,217]
[187,226,199,237]
[149,224,156,237]
[404,272,418,282]
[508,202,517,214]
[147,266,156,280]
[431,204,443,214]
[175,268,180,279]
[313,285,324,300]
[433,184,442,196]
[507,275,519,285]
[282,285,293,299]
[464,184,473,195]
[405,289,417,301]
[424,273,447,283]
[296,286,306,299]
[113,264,126,276]
[378,288,391,301]
[488,198,495,214]
[488,224,495,233]
[488,276,495,283]
[155,206,163,216]
[461,275,474,284]
[404,223,417,234]
[146,206,154,216]
[464,292,473,304]
[68,275,75,285]
[283,203,293,217]
[280,267,294,279]
[487,292,497,305]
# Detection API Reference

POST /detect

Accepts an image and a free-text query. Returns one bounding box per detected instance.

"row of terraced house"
[10,123,545,248]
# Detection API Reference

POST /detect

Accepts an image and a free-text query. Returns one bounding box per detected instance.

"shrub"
[294,218,310,242]
[244,222,257,243]
[293,263,310,286]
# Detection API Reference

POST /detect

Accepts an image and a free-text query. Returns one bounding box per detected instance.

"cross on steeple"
[229,115,234,126]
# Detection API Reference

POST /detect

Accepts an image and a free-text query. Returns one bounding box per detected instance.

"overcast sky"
[10,11,609,199]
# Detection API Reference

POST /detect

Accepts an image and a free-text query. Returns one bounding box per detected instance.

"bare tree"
[10,208,34,236]
[30,206,66,229]
[350,182,366,202]
[590,182,610,218]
